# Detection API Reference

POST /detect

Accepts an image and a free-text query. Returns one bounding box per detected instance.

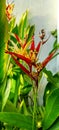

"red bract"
[42,51,55,67]
[14,34,21,43]
[6,51,32,64]
[5,51,36,81]
[30,36,35,51]
[11,55,35,80]
[35,41,42,52]
[6,49,56,83]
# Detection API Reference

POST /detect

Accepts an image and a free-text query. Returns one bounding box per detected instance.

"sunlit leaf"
[21,10,28,39]
[9,17,16,32]
[18,99,29,115]
[27,25,35,42]
[18,10,28,39]
[2,78,12,111]
[0,0,9,83]
[42,88,59,130]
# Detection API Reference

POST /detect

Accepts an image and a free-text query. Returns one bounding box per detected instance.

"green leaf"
[43,68,59,87]
[14,74,20,107]
[26,24,31,35]
[20,84,32,95]
[53,39,57,48]
[4,100,17,112]
[9,17,16,32]
[49,118,59,130]
[43,68,53,83]
[18,99,29,115]
[2,78,12,111]
[19,74,32,95]
[0,0,9,83]
[0,112,36,130]
[51,29,57,38]
[18,10,28,39]
[42,88,59,130]
[43,82,55,106]
[27,25,35,42]
[49,44,59,55]
[24,74,32,85]
[21,10,28,39]
[18,17,23,38]
[43,72,59,105]
[12,25,18,34]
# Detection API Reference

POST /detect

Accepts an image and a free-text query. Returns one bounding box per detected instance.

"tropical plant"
[0,1,59,130]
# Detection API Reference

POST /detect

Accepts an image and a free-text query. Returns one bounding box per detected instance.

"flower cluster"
[6,29,57,85]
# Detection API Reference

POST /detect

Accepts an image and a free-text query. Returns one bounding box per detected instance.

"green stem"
[14,74,20,107]
[32,81,38,130]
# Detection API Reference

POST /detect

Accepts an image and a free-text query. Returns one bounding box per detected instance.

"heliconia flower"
[6,3,14,20]
[10,32,49,55]
[6,48,56,82]
[6,30,58,84]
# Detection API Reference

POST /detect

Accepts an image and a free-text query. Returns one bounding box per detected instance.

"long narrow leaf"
[0,0,9,83]
[0,112,36,130]
[27,25,35,42]
[2,78,12,111]
[18,11,28,39]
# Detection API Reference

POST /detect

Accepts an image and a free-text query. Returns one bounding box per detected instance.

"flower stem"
[32,81,38,130]
[14,74,20,107]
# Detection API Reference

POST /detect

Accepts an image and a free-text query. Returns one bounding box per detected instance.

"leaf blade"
[0,112,36,130]
[42,88,59,130]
